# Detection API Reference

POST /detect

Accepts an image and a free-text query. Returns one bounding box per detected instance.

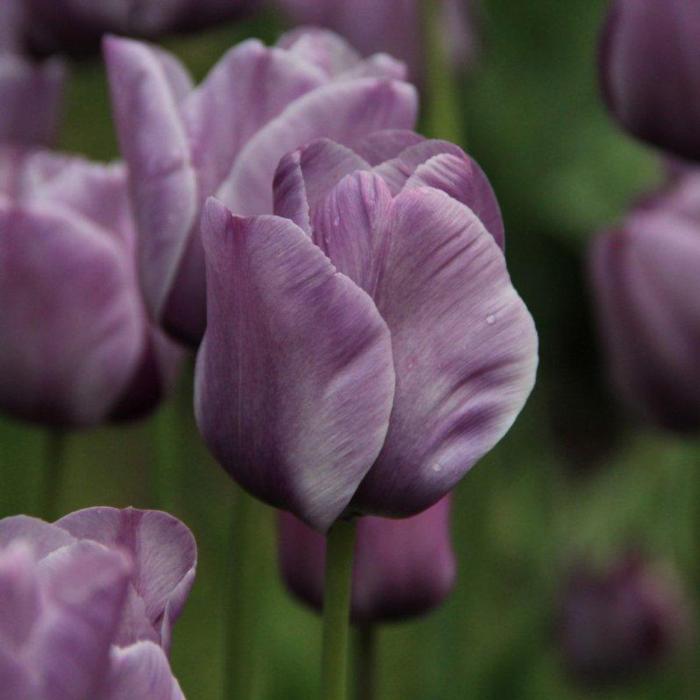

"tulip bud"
[589,169,700,432]
[600,0,700,162]
[557,554,691,689]
[278,497,456,623]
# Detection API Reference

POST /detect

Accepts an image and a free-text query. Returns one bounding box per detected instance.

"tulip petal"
[0,516,75,558]
[216,78,418,216]
[0,648,33,700]
[352,187,538,516]
[276,28,363,78]
[352,129,425,165]
[0,543,39,649]
[195,199,395,531]
[105,641,185,700]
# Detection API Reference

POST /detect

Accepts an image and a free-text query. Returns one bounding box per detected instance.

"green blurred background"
[1,1,697,698]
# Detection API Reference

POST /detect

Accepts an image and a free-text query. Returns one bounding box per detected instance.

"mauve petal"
[195,199,395,532]
[56,507,197,648]
[104,36,198,330]
[352,187,538,516]
[276,27,364,77]
[0,516,75,558]
[0,205,144,426]
[0,0,24,54]
[0,55,65,147]
[273,139,370,233]
[33,541,131,700]
[0,648,33,700]
[352,129,425,166]
[216,77,418,216]
[105,641,185,700]
[0,543,39,649]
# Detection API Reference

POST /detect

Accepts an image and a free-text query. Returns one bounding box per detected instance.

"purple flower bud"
[278,497,456,622]
[0,507,194,699]
[558,554,692,689]
[600,0,700,162]
[0,149,183,427]
[195,134,537,531]
[104,29,417,345]
[589,169,700,431]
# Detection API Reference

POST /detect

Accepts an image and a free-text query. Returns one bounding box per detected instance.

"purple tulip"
[276,0,478,81]
[589,169,700,431]
[600,0,700,162]
[278,497,456,622]
[195,133,538,531]
[558,554,691,689]
[0,506,195,699]
[104,29,417,345]
[0,149,183,427]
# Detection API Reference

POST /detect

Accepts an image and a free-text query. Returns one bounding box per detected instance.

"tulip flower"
[0,506,195,699]
[558,554,691,689]
[589,169,700,431]
[278,497,456,622]
[0,149,182,427]
[276,0,478,81]
[600,0,700,162]
[195,134,538,532]
[105,29,417,345]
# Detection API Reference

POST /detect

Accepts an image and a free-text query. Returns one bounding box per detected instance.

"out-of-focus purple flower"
[105,29,417,345]
[278,497,456,622]
[589,169,700,432]
[600,0,700,162]
[276,0,478,81]
[0,507,193,699]
[558,554,692,689]
[195,133,537,532]
[0,149,183,428]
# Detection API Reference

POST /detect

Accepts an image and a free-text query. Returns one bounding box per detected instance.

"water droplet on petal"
[486,314,496,325]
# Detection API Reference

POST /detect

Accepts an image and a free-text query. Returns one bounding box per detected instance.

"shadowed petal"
[352,187,538,516]
[195,199,395,531]
[0,543,39,649]
[0,516,75,558]
[0,648,33,700]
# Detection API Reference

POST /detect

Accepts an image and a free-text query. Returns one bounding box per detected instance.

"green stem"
[153,400,180,513]
[421,0,463,143]
[321,520,357,700]
[42,430,66,520]
[355,625,377,700]
[225,487,270,700]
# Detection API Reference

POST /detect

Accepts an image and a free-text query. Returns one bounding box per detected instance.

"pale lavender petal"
[0,516,75,558]
[105,641,185,700]
[276,27,363,77]
[195,199,395,531]
[352,129,425,166]
[0,543,39,649]
[352,187,538,516]
[217,78,418,216]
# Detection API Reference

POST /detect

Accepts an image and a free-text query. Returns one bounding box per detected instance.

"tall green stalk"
[355,625,377,700]
[321,520,357,700]
[42,430,66,520]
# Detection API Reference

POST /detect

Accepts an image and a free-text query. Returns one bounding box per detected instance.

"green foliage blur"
[1,1,697,698]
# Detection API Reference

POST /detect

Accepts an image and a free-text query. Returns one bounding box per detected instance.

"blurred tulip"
[278,497,456,622]
[589,169,700,432]
[558,554,691,689]
[276,0,478,81]
[0,149,182,427]
[195,133,537,531]
[0,506,195,699]
[105,29,417,345]
[600,0,700,162]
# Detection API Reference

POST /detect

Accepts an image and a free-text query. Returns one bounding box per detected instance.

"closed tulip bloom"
[196,133,537,531]
[105,30,417,345]
[278,497,456,622]
[0,150,182,427]
[600,0,700,162]
[558,554,691,689]
[590,171,700,431]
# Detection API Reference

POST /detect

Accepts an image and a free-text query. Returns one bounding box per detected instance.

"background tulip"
[0,149,182,427]
[278,497,456,622]
[589,169,700,432]
[195,134,537,531]
[105,29,417,345]
[557,554,692,689]
[600,0,700,162]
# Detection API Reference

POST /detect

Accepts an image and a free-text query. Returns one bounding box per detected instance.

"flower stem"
[355,625,377,700]
[42,430,66,520]
[421,0,463,143]
[321,519,357,700]
[153,400,180,514]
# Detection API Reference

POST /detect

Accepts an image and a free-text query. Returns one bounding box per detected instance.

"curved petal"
[352,129,425,166]
[104,36,198,327]
[352,187,538,517]
[276,27,364,77]
[0,205,144,426]
[195,199,395,532]
[0,516,75,558]
[0,648,33,700]
[56,507,197,647]
[216,77,418,216]
[0,543,39,649]
[105,641,185,700]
